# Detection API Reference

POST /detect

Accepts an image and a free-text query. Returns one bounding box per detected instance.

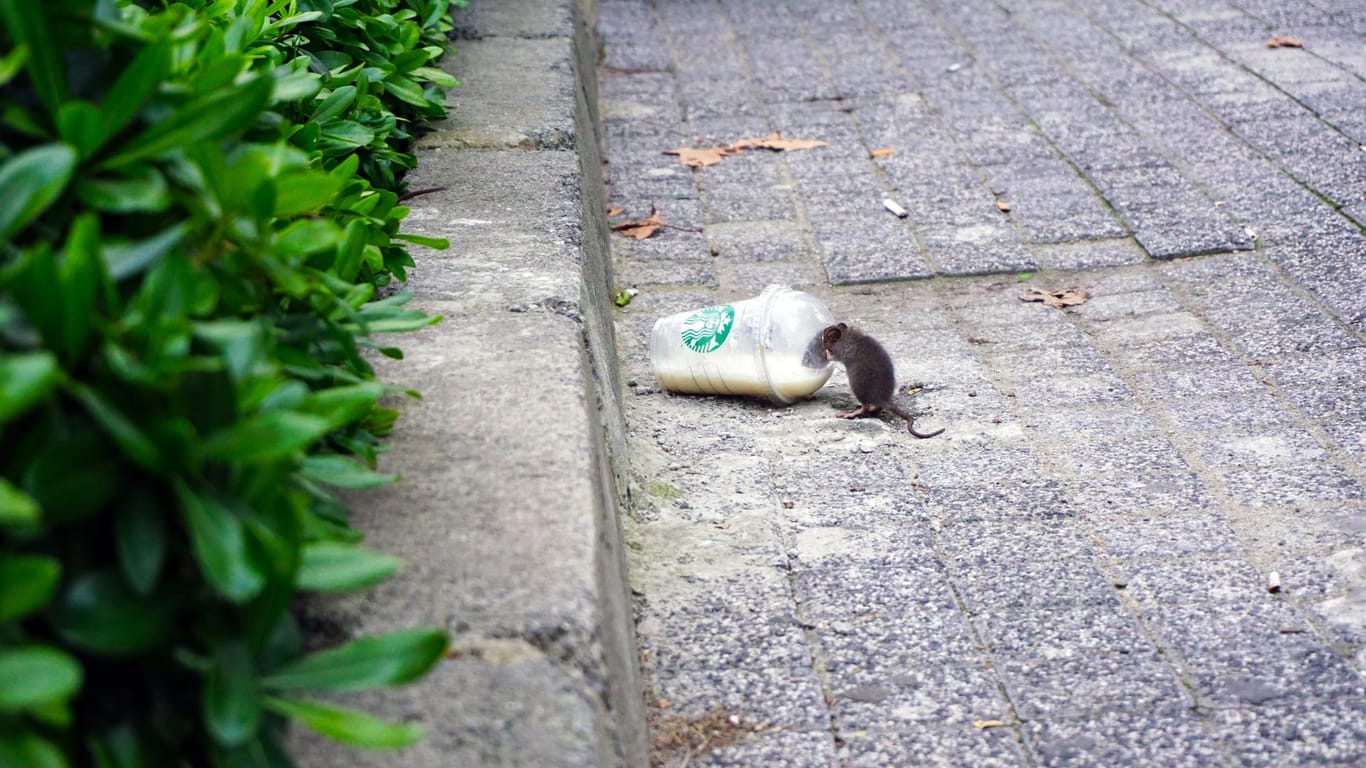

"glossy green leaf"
[0,351,62,424]
[297,542,400,592]
[115,493,166,596]
[262,628,446,692]
[382,75,430,108]
[20,427,118,524]
[57,214,103,360]
[0,144,77,240]
[174,484,266,603]
[205,641,262,747]
[193,320,266,382]
[0,43,27,87]
[50,571,175,656]
[0,555,61,621]
[319,120,374,150]
[299,455,396,489]
[101,76,273,169]
[273,171,344,217]
[309,85,356,123]
[271,70,322,103]
[298,382,384,430]
[264,697,423,749]
[392,232,449,249]
[0,0,65,115]
[102,223,188,281]
[0,732,67,768]
[8,245,62,347]
[70,385,163,471]
[201,411,332,464]
[274,218,342,255]
[0,646,83,711]
[410,66,457,89]
[57,101,105,159]
[0,479,41,526]
[76,168,171,213]
[102,41,169,147]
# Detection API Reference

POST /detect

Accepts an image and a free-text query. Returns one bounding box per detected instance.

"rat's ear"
[823,326,843,344]
[837,322,848,330]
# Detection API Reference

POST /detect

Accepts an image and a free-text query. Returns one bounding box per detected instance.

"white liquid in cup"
[649,285,836,404]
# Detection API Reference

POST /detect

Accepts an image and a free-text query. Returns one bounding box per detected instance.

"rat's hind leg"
[837,404,881,420]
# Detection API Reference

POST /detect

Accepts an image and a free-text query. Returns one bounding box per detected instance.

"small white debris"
[882,198,908,218]
[1268,571,1282,593]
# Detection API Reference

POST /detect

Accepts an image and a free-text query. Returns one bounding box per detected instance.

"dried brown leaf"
[1266,35,1303,48]
[1020,287,1090,309]
[731,131,829,152]
[996,199,1012,212]
[870,148,896,158]
[663,146,741,167]
[974,719,1010,730]
[611,207,665,239]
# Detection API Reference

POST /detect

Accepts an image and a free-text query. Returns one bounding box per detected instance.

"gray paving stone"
[1184,646,1366,707]
[926,479,1074,522]
[999,649,1189,720]
[1121,557,1271,606]
[1222,462,1366,507]
[1189,429,1332,469]
[1095,513,1244,560]
[911,444,1048,488]
[705,220,810,263]
[951,554,1120,613]
[1041,433,1192,477]
[1119,334,1245,368]
[1141,599,1317,659]
[650,664,832,732]
[940,517,1096,566]
[1206,697,1366,768]
[683,729,839,768]
[831,662,1009,729]
[1021,401,1161,439]
[1000,370,1135,408]
[1071,288,1187,321]
[1131,361,1269,400]
[1021,706,1232,768]
[841,724,1028,768]
[1204,302,1362,359]
[1068,471,1219,517]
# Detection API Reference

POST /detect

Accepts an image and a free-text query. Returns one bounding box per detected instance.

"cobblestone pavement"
[597,0,1366,765]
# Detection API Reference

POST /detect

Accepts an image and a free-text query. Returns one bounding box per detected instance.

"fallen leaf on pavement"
[611,207,665,239]
[1266,35,1303,48]
[663,145,742,167]
[731,131,829,151]
[974,719,1010,730]
[870,148,896,158]
[1020,287,1089,308]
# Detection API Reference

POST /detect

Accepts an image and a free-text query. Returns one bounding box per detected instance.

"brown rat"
[821,323,944,439]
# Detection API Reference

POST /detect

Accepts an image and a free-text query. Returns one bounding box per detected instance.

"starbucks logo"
[680,305,735,353]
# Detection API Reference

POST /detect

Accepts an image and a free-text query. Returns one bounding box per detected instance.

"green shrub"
[0,0,459,765]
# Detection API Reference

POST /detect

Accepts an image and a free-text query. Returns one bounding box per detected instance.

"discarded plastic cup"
[649,284,836,404]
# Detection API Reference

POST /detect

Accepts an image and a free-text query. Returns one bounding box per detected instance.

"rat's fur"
[822,323,943,439]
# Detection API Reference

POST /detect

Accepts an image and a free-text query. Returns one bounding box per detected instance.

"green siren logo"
[680,305,735,353]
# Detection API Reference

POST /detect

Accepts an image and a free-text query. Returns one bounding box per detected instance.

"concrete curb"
[294,1,647,765]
